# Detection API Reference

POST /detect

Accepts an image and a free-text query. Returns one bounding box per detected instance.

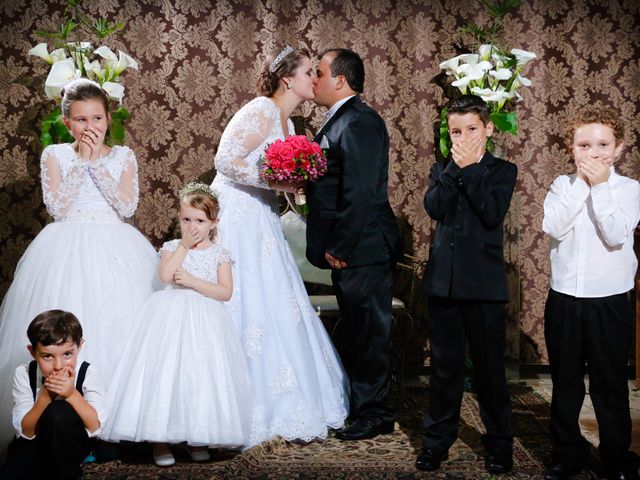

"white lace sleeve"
[218,246,234,265]
[214,98,278,189]
[40,145,86,220]
[159,239,180,256]
[89,147,139,218]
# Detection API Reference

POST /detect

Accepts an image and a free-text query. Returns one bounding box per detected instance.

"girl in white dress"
[102,183,251,466]
[0,79,158,450]
[211,46,349,446]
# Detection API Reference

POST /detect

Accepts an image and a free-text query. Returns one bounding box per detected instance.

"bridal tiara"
[269,45,294,73]
[179,182,217,198]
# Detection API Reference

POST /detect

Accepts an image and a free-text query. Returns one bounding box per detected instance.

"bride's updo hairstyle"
[257,46,310,97]
[60,78,110,118]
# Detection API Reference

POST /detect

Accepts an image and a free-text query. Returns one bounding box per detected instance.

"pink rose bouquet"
[260,135,327,214]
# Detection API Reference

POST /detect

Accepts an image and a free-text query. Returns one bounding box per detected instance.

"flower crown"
[269,45,294,73]
[179,182,217,198]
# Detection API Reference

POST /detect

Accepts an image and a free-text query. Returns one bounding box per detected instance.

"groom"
[306,48,400,440]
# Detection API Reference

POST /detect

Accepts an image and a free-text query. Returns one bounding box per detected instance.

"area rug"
[83,385,603,479]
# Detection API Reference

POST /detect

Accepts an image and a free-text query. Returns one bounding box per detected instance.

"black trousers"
[332,262,395,423]
[0,401,92,480]
[423,296,513,454]
[544,289,636,469]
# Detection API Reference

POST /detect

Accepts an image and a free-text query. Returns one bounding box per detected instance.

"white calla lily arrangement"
[27,0,137,147]
[438,43,536,157]
[29,42,138,104]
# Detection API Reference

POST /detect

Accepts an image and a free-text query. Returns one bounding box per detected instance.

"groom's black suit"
[306,96,400,424]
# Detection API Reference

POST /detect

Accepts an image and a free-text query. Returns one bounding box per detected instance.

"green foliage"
[490,111,518,135]
[479,0,522,18]
[109,106,130,146]
[460,22,491,42]
[40,109,73,147]
[36,0,125,44]
[461,0,523,47]
[35,19,78,40]
[87,17,125,39]
[439,108,452,158]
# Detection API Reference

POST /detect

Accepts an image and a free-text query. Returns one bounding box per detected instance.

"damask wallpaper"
[0,0,638,364]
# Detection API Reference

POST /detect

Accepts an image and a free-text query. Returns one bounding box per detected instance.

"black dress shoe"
[544,463,583,480]
[607,467,640,480]
[485,452,513,474]
[415,448,448,471]
[334,418,394,440]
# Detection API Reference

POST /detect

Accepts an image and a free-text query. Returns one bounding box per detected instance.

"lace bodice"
[40,144,139,222]
[160,239,233,285]
[213,97,293,189]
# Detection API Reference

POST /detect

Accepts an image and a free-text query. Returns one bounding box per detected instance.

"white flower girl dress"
[102,240,251,447]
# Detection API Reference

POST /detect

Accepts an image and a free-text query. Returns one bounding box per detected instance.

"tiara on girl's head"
[269,45,294,73]
[179,182,217,198]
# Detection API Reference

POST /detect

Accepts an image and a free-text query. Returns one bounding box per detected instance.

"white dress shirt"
[542,168,640,297]
[12,362,107,439]
[319,95,357,130]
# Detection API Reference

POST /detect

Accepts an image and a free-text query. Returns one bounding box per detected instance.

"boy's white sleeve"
[542,175,590,241]
[82,365,107,437]
[11,364,36,440]
[590,179,640,248]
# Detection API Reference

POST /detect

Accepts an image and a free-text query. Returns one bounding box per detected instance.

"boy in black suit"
[306,48,400,441]
[416,95,517,474]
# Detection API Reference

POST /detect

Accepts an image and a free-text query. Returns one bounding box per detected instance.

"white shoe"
[153,444,175,467]
[188,446,211,462]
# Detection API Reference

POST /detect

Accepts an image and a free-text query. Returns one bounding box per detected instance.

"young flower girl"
[0,79,158,450]
[102,183,251,466]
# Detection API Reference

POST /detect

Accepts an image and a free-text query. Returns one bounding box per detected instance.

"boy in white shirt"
[0,310,106,479]
[542,106,640,480]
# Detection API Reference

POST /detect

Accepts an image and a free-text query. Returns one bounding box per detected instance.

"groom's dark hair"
[321,48,364,94]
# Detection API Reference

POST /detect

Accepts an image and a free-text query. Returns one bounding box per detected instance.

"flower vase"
[489,135,508,160]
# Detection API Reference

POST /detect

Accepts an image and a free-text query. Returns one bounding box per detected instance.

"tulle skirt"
[101,288,251,447]
[0,220,159,450]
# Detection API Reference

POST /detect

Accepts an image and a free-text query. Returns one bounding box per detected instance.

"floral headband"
[269,45,294,73]
[179,182,217,198]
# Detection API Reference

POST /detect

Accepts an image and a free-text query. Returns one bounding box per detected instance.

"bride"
[211,46,348,446]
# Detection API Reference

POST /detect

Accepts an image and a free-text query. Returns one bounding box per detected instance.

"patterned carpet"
[83,385,605,479]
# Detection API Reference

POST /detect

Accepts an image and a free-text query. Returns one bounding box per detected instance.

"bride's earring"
[286,82,293,89]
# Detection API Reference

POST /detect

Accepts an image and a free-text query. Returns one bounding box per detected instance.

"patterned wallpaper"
[0,0,638,363]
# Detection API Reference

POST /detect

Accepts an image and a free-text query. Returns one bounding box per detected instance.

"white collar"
[324,95,357,121]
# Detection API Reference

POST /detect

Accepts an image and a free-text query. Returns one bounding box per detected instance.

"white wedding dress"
[0,144,159,450]
[211,97,349,446]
